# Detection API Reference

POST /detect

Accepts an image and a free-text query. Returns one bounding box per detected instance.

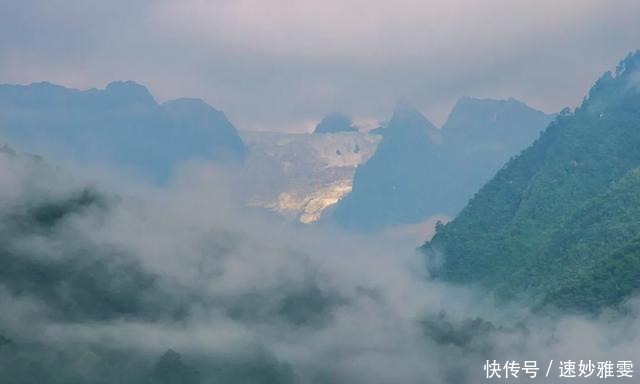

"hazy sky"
[2,0,640,132]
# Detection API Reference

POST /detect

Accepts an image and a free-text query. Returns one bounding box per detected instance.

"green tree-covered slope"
[423,51,640,311]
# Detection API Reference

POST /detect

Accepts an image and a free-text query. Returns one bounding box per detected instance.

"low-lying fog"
[0,151,637,383]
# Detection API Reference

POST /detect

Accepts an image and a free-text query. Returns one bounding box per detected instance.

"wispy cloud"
[2,1,640,130]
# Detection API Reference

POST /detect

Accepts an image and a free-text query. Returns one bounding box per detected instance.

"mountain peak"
[162,97,232,131]
[451,96,535,112]
[105,80,147,91]
[162,97,223,115]
[583,50,640,112]
[391,97,423,118]
[443,96,551,139]
[393,96,413,110]
[616,49,640,76]
[387,99,440,142]
[28,81,68,91]
[105,80,156,105]
[162,97,246,164]
[313,113,358,134]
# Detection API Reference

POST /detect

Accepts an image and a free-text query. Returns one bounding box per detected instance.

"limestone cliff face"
[240,131,380,223]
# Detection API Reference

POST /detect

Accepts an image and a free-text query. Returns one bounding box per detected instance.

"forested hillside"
[424,51,640,312]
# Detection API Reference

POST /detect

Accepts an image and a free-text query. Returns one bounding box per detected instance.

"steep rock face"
[0,81,245,181]
[424,51,640,311]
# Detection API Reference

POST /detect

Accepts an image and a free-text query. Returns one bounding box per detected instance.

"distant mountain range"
[331,96,553,231]
[0,81,246,181]
[424,51,640,312]
[0,80,558,235]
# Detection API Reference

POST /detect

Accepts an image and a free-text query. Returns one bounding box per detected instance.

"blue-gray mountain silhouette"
[331,97,552,231]
[0,81,245,181]
[438,97,554,215]
[313,113,358,134]
[331,100,444,231]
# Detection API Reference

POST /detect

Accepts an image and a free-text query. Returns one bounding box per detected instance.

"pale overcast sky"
[2,0,640,131]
